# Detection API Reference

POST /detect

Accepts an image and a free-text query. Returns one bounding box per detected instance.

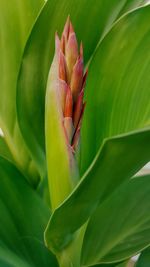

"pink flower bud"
[53,17,88,155]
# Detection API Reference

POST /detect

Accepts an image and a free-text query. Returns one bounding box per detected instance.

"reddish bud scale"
[56,17,88,153]
[64,86,73,118]
[59,51,67,80]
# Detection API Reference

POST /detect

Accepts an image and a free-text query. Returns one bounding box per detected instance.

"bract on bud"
[71,57,83,101]
[59,51,67,80]
[55,16,88,155]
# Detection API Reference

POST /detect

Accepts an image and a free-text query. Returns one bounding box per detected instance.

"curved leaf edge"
[81,175,150,266]
[44,126,150,250]
[87,3,150,67]
[16,1,47,179]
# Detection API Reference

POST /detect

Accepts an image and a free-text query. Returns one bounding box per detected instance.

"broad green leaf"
[0,0,44,184]
[0,156,58,267]
[136,248,150,267]
[81,5,150,174]
[45,128,150,252]
[81,175,150,266]
[16,0,146,176]
[0,248,32,267]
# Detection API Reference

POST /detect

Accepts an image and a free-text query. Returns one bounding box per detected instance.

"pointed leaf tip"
[69,21,74,35]
[55,32,60,54]
[62,16,70,41]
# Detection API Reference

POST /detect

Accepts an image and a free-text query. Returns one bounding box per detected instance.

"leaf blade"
[45,128,150,252]
[81,175,150,265]
[136,248,150,267]
[0,157,58,267]
[81,4,150,174]
[0,0,44,183]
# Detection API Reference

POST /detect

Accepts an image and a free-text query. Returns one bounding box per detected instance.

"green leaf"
[0,0,44,184]
[81,175,150,266]
[93,261,129,267]
[45,128,150,252]
[136,248,150,267]
[0,135,13,162]
[117,262,130,267]
[118,0,150,17]
[16,0,145,177]
[0,156,58,267]
[0,249,30,267]
[81,4,150,174]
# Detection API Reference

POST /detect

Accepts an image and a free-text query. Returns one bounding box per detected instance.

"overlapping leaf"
[0,156,58,267]
[136,248,150,267]
[81,175,150,265]
[0,0,44,184]
[0,136,13,163]
[45,128,150,252]
[81,5,150,173]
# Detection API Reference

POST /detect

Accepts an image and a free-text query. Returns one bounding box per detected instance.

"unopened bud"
[53,17,88,155]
